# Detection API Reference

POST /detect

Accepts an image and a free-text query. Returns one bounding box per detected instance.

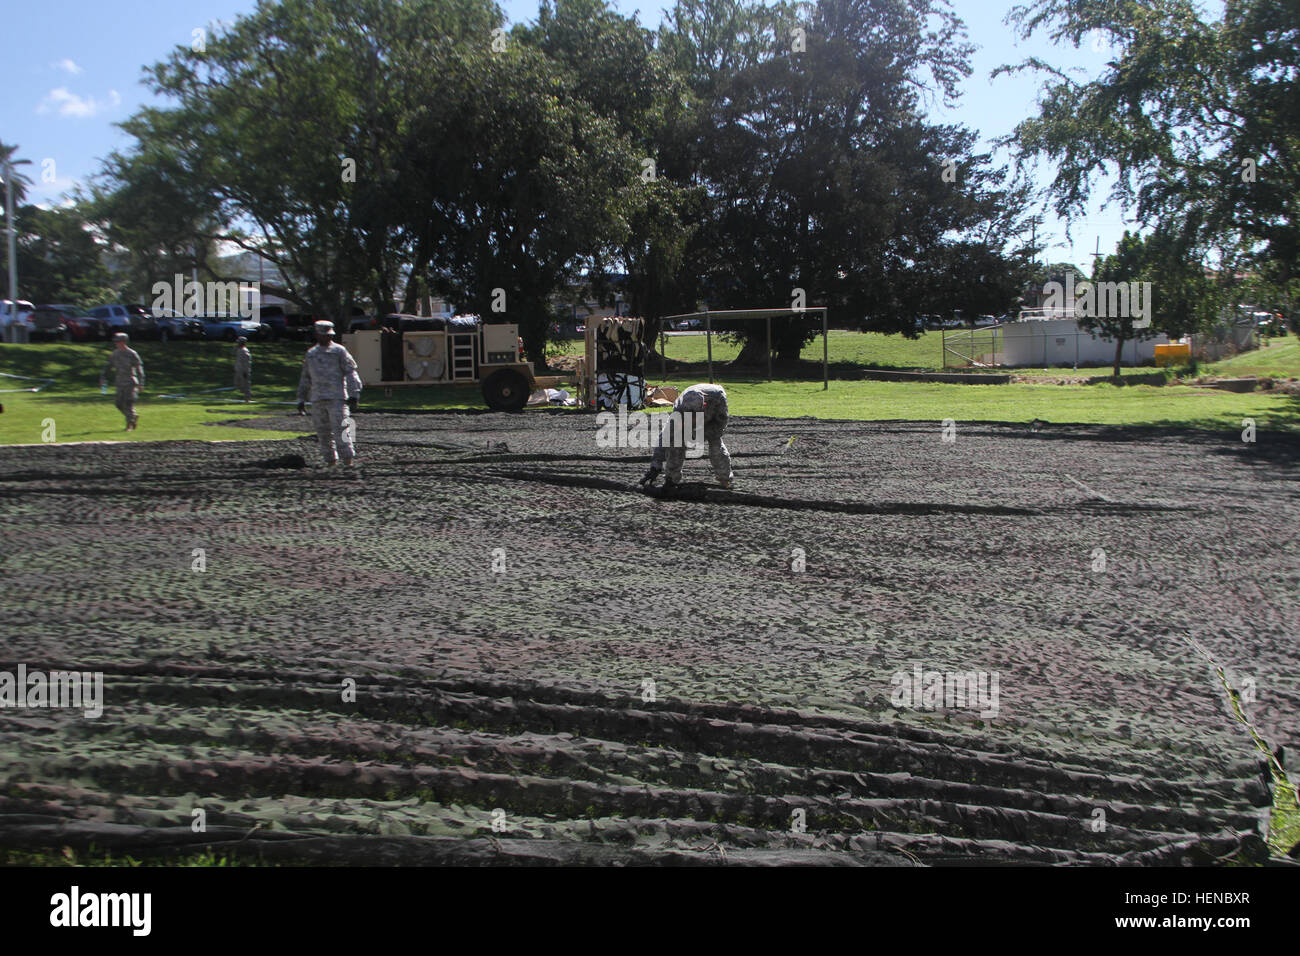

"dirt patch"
[0,413,1294,865]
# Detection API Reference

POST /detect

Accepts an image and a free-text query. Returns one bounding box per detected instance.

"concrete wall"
[1000,319,1168,367]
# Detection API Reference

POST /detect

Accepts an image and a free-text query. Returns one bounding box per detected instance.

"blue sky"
[2,0,1175,272]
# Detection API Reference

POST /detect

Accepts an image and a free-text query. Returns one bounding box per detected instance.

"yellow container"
[1155,343,1191,366]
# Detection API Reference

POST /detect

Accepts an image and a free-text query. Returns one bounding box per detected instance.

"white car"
[1,299,36,340]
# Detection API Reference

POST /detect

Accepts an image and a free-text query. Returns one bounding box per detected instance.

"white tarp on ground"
[527,388,576,406]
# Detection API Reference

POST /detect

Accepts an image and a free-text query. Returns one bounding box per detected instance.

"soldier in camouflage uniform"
[100,332,145,431]
[296,320,363,469]
[233,336,252,402]
[639,383,733,490]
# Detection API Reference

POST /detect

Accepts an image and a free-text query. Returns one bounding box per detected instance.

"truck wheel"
[482,370,529,412]
[224,329,237,342]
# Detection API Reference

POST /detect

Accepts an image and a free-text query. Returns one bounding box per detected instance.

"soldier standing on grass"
[296,320,363,471]
[233,336,252,402]
[99,332,145,431]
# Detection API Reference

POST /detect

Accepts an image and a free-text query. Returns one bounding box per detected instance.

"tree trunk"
[518,293,550,368]
[1112,335,1125,378]
[732,336,768,366]
[403,237,429,313]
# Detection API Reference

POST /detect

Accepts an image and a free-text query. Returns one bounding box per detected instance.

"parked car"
[284,313,320,340]
[88,303,159,339]
[201,314,270,341]
[1,299,36,340]
[1251,311,1285,335]
[152,308,204,342]
[258,306,287,339]
[32,305,108,341]
[30,305,72,341]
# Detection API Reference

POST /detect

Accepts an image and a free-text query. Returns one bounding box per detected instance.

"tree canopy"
[1000,0,1300,313]
[18,0,1288,359]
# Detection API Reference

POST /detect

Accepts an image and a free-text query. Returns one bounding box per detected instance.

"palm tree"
[0,142,33,206]
[2,142,34,310]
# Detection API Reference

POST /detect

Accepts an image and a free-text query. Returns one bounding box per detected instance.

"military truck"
[341,314,562,411]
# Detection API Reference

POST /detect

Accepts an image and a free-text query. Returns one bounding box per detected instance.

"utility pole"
[4,160,18,341]
[2,159,30,343]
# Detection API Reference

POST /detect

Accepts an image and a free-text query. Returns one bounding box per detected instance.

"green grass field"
[3,332,1298,444]
[651,329,932,367]
[653,328,1300,379]
[0,341,310,444]
[644,376,1297,431]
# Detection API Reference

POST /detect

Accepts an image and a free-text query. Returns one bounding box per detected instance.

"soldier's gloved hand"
[297,402,306,415]
[346,397,358,414]
[638,465,661,488]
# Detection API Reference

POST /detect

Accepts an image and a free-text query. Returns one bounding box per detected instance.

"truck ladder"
[450,333,476,381]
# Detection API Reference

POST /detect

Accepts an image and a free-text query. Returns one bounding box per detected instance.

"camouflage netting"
[1,412,1295,865]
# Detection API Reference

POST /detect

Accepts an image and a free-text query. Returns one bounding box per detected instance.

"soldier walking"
[233,336,252,402]
[100,332,145,431]
[296,320,363,470]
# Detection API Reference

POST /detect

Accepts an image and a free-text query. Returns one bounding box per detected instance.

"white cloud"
[35,87,121,118]
[50,59,83,75]
[32,175,80,199]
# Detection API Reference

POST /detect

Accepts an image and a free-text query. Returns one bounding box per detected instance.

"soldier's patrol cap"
[314,320,336,336]
[113,332,129,342]
[236,336,247,344]
[678,390,706,411]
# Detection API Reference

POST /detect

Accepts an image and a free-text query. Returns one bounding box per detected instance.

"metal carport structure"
[658,307,831,389]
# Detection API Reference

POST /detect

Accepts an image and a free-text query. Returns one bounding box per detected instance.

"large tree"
[95,0,504,320]
[662,0,1032,364]
[14,202,115,305]
[520,0,703,342]
[1000,0,1300,301]
[406,41,639,362]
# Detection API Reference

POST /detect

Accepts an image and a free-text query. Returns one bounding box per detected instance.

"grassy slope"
[1202,333,1300,379]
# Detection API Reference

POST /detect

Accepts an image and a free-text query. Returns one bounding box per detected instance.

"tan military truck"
[342,315,562,411]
